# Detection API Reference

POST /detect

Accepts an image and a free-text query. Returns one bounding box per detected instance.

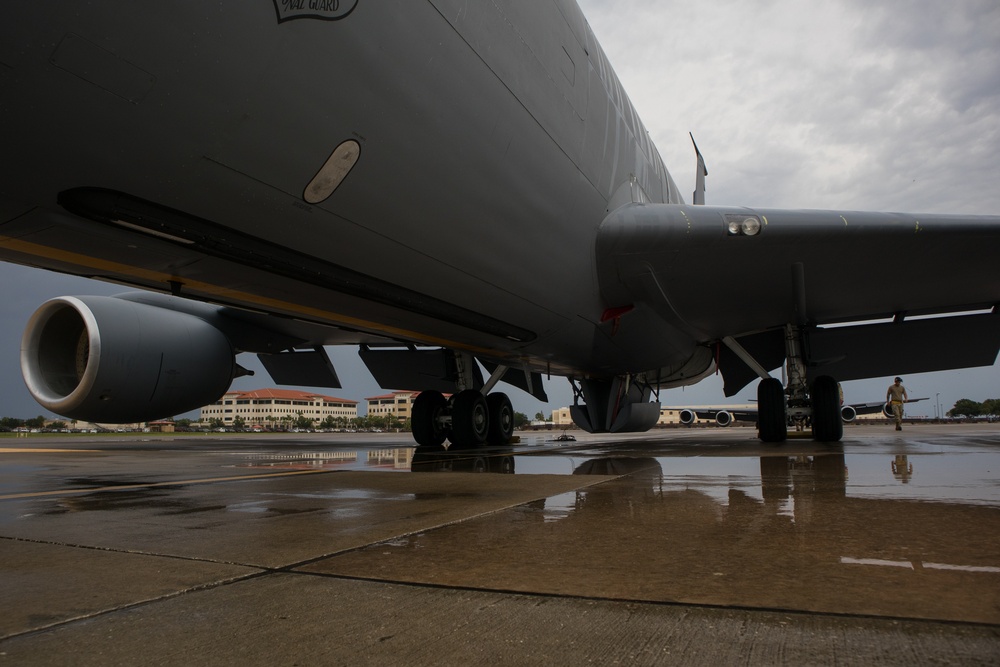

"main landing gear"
[411,389,514,448]
[729,324,844,443]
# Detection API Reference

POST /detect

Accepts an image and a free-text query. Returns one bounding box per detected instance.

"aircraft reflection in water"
[411,446,515,474]
[378,450,1000,622]
[242,449,415,471]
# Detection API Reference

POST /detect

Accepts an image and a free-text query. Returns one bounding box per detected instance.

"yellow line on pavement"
[0,469,335,501]
[1,448,102,454]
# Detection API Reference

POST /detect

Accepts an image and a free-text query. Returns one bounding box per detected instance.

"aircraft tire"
[411,390,448,447]
[811,375,843,442]
[758,378,787,443]
[450,389,489,448]
[486,392,514,445]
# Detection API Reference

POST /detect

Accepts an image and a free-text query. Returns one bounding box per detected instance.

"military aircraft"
[678,398,929,428]
[2,2,998,447]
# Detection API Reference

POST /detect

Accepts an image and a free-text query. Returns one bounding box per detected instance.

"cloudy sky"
[2,0,997,420]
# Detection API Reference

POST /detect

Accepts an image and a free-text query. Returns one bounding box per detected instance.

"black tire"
[411,390,447,447]
[758,378,787,443]
[811,375,843,442]
[450,389,489,448]
[486,392,514,445]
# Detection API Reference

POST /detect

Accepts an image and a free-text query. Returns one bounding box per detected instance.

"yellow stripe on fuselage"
[0,234,501,357]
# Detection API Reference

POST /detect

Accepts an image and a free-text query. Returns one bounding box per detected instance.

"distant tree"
[320,416,336,430]
[209,418,224,429]
[981,399,1000,416]
[25,415,46,428]
[534,412,545,421]
[513,412,529,428]
[1,417,25,429]
[232,416,246,431]
[948,399,982,418]
[175,418,193,428]
[49,420,67,430]
[295,412,313,430]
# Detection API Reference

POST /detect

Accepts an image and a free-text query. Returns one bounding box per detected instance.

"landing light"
[725,214,762,236]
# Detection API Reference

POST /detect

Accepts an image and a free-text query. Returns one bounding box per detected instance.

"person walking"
[886,377,908,431]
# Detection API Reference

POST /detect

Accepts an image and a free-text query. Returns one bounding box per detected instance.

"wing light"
[725,214,762,236]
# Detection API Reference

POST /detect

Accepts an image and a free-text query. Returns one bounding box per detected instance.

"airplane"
[678,398,929,428]
[1,2,998,448]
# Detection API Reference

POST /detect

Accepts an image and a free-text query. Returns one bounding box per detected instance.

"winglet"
[690,132,707,205]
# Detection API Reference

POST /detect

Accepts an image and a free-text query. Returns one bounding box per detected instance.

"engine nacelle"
[679,409,696,425]
[715,410,733,427]
[841,405,858,423]
[21,296,236,423]
[882,403,895,419]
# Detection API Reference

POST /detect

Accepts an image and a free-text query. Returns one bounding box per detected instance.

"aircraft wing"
[598,204,1000,396]
[849,398,929,416]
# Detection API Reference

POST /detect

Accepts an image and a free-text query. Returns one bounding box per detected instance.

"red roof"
[225,388,357,404]
[364,391,416,401]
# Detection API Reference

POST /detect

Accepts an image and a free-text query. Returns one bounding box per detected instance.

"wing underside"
[598,203,1000,394]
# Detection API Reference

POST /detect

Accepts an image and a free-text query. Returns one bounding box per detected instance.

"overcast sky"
[2,1,997,420]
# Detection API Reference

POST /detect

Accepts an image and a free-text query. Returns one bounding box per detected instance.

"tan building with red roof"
[200,388,358,428]
[365,391,420,421]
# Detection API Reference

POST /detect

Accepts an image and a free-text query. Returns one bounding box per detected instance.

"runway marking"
[0,469,334,501]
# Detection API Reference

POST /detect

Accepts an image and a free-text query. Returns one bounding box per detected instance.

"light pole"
[936,393,941,420]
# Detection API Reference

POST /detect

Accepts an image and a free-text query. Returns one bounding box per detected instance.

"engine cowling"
[20,296,236,423]
[715,410,733,427]
[882,403,895,419]
[679,409,696,425]
[841,405,858,423]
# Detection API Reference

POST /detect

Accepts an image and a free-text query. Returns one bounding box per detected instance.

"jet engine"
[678,409,732,426]
[841,405,858,423]
[882,403,896,419]
[20,295,237,423]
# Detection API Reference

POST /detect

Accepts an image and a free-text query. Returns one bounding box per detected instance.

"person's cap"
[894,377,902,382]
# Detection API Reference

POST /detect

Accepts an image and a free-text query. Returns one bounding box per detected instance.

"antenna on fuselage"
[690,132,707,205]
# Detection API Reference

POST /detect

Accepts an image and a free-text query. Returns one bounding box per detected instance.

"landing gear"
[410,389,514,449]
[726,325,844,443]
[758,377,787,443]
[486,392,514,446]
[450,389,489,448]
[810,375,843,442]
[411,390,448,448]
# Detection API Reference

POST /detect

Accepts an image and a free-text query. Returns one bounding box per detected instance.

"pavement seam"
[0,569,273,643]
[280,568,1000,631]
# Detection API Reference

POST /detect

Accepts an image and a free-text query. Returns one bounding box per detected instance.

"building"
[552,407,573,425]
[365,391,421,421]
[200,388,358,428]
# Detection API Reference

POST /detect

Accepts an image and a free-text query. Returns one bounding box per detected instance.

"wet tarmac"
[2,423,999,665]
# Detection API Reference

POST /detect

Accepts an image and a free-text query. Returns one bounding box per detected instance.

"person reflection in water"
[886,377,908,431]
